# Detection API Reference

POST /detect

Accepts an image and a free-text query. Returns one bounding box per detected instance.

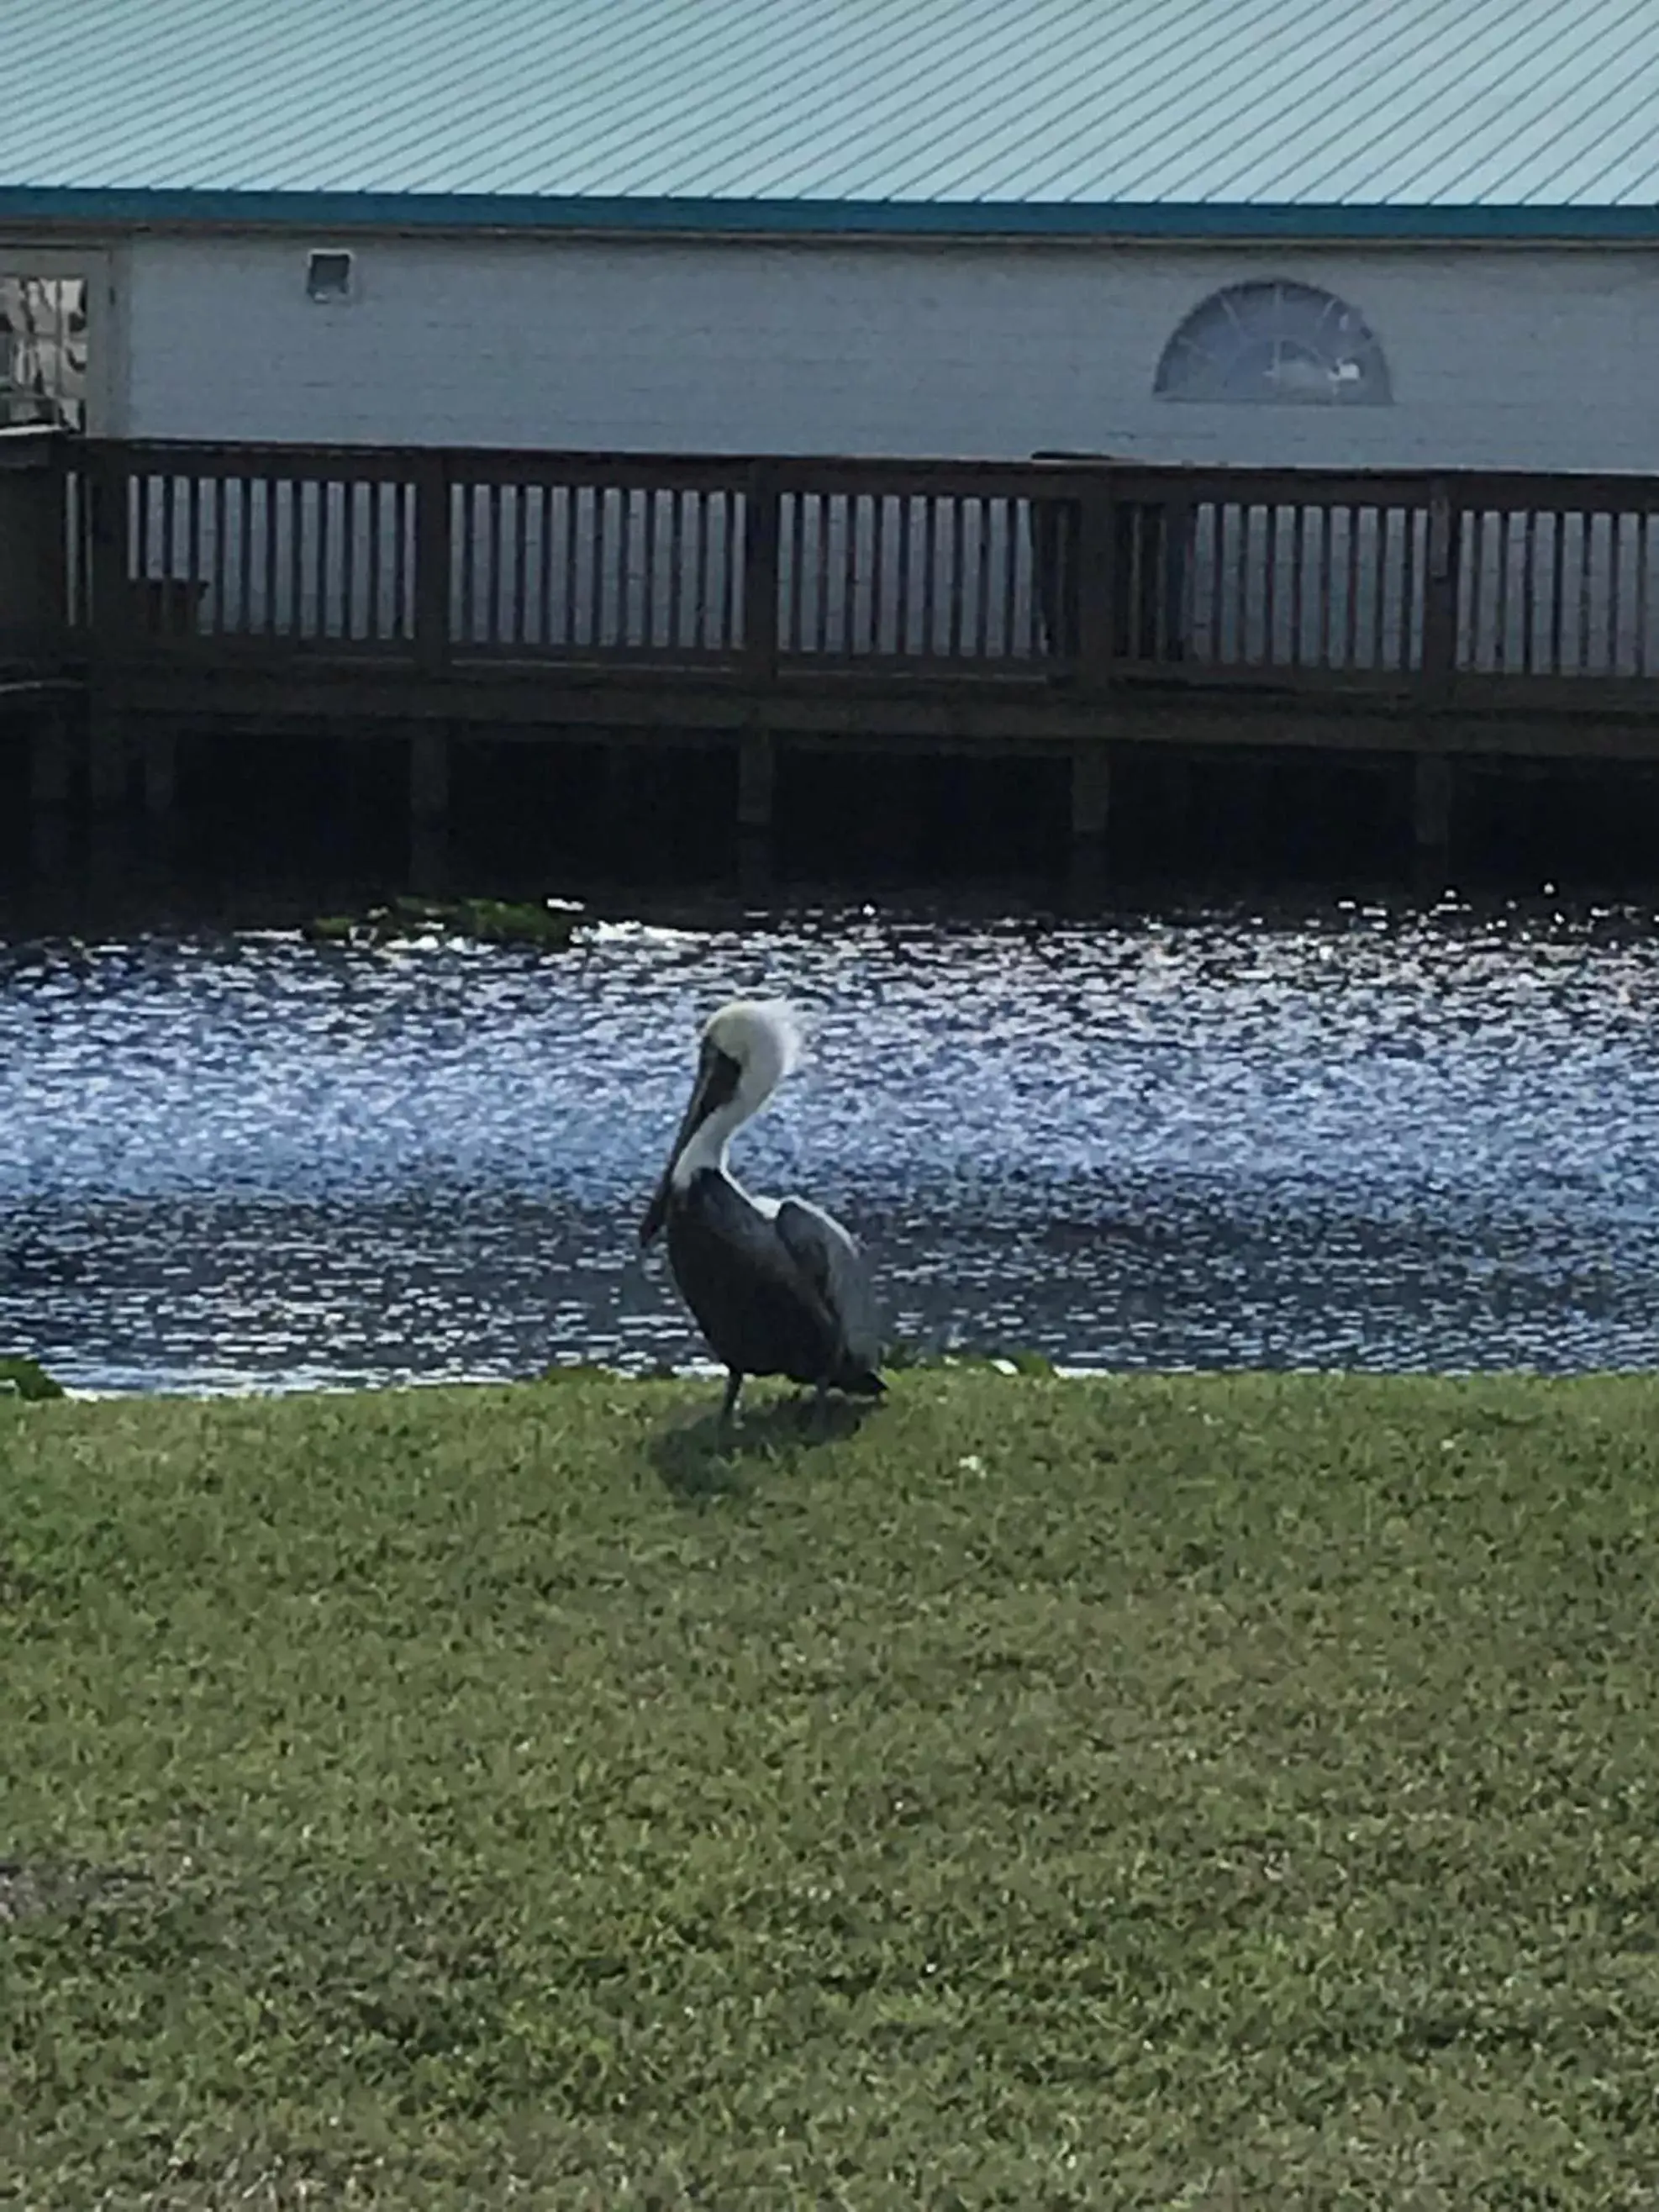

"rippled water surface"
[3,901,1658,1390]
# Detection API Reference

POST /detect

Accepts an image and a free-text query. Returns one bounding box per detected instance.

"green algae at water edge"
[0,1355,65,1400]
[302,895,586,951]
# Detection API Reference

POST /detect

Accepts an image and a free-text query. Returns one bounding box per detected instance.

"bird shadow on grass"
[649,1391,882,1504]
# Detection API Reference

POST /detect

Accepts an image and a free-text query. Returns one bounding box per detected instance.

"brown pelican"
[640,999,885,1425]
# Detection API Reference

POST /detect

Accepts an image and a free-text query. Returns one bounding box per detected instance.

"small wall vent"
[305,250,354,303]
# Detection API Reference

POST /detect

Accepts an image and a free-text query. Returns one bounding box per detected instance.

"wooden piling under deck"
[1067,742,1112,900]
[1413,750,1456,885]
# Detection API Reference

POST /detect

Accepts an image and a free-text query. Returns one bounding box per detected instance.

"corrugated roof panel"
[6,0,1659,215]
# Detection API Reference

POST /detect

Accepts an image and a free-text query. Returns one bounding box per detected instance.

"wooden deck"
[7,430,1659,872]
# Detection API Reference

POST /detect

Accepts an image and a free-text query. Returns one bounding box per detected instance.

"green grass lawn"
[4,1372,1659,2209]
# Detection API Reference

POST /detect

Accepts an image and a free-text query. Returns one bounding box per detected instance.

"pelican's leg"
[719,1369,744,1430]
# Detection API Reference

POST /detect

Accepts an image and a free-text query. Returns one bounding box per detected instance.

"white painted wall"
[116,230,1659,472]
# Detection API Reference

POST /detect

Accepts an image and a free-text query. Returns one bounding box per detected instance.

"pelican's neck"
[672,1100,741,1187]
[670,1064,776,1191]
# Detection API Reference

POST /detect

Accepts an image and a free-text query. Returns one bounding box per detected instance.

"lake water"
[3,897,1658,1391]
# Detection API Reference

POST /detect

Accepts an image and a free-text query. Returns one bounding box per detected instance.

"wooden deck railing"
[10,435,1659,711]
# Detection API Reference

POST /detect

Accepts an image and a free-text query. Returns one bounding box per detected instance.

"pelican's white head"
[702,998,803,1103]
[640,998,804,1245]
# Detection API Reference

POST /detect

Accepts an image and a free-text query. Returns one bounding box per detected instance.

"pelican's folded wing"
[774,1198,883,1371]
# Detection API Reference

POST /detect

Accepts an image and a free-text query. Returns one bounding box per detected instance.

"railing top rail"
[0,425,69,471]
[76,436,1659,514]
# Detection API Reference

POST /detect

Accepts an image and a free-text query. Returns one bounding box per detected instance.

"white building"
[5,0,1658,474]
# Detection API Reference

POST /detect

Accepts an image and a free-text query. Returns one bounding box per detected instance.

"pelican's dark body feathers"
[666,1169,884,1397]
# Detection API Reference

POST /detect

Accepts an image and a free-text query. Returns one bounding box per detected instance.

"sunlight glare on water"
[2,901,1657,1389]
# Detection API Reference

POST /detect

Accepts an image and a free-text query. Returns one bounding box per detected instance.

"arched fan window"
[1156,281,1391,405]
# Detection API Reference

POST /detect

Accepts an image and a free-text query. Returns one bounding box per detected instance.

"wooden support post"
[1413,750,1454,890]
[1071,743,1112,841]
[737,729,774,831]
[737,729,775,898]
[410,724,450,825]
[142,729,177,824]
[1163,751,1194,851]
[29,710,70,877]
[1068,742,1111,904]
[87,697,129,813]
[597,741,633,858]
[409,724,450,893]
[29,711,70,811]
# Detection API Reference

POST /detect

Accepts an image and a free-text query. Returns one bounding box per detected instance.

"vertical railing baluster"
[809,494,828,655]
[535,481,554,650]
[1256,506,1275,667]
[334,477,347,640]
[1610,513,1628,677]
[863,492,883,656]
[694,488,713,650]
[456,482,475,647]
[1397,502,1418,673]
[617,487,635,650]
[262,473,278,638]
[975,497,994,657]
[287,479,305,642]
[182,471,200,640]
[484,481,501,648]
[153,471,174,637]
[313,473,330,640]
[947,497,967,661]
[1576,513,1593,676]
[722,489,740,651]
[915,493,935,657]
[231,473,249,638]
[1637,511,1652,679]
[1421,482,1459,699]
[893,492,914,657]
[785,487,804,653]
[511,482,529,650]
[563,482,582,647]
[364,478,381,643]
[1371,507,1390,672]
[209,472,225,640]
[846,494,864,656]
[1209,500,1228,665]
[665,488,683,650]
[393,479,410,641]
[635,487,653,650]
[1288,503,1306,666]
[998,497,1018,657]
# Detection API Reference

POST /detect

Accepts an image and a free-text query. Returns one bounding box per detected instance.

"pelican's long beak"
[640,1044,733,1247]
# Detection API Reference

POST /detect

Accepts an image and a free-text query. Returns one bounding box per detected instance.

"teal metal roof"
[7,0,1659,235]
